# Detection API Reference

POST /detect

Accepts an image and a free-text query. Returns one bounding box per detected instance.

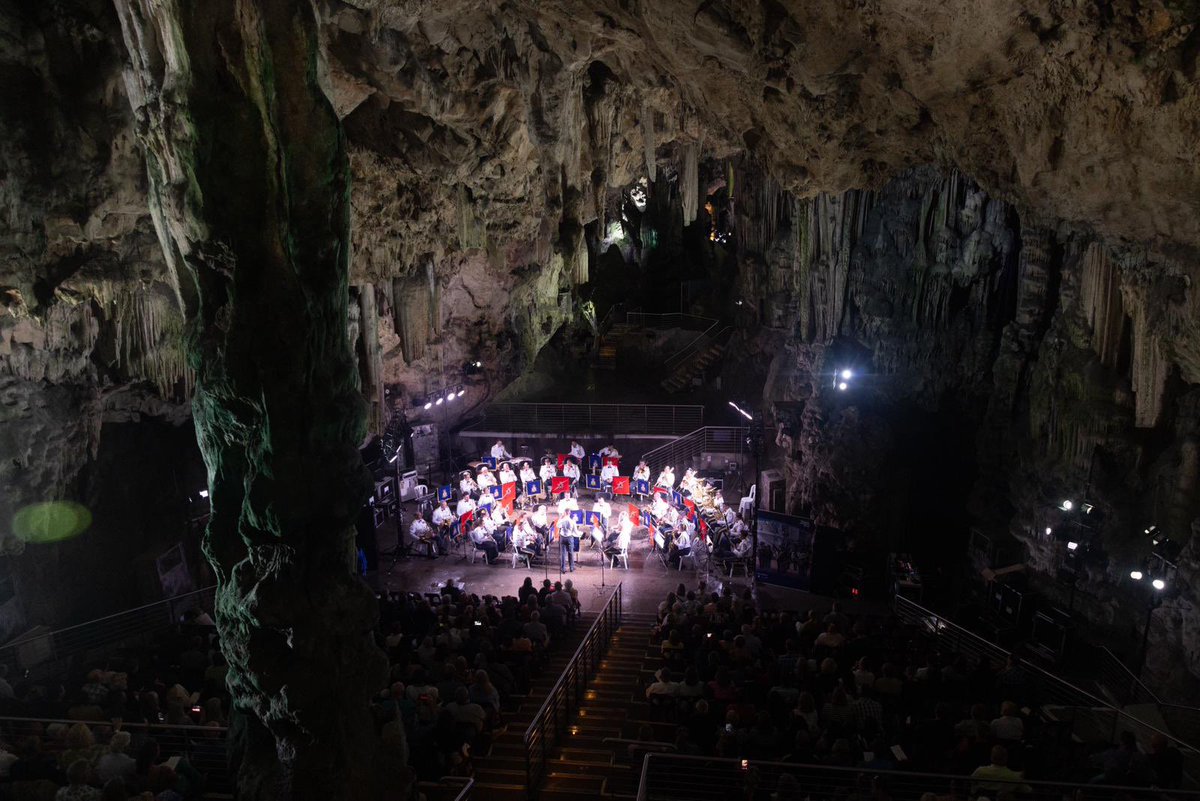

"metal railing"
[662,321,725,371]
[467,404,704,436]
[637,752,1200,801]
[1096,647,1200,752]
[416,776,475,801]
[625,312,716,331]
[0,586,218,678]
[524,583,623,798]
[894,596,1200,758]
[639,426,749,477]
[0,716,231,793]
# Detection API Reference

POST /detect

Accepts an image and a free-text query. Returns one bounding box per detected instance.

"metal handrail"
[636,752,1200,801]
[416,776,475,801]
[524,583,623,798]
[468,403,704,436]
[639,426,749,477]
[894,596,1200,754]
[662,320,722,370]
[0,585,218,678]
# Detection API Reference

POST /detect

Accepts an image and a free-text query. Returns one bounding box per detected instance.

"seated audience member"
[970,745,1031,799]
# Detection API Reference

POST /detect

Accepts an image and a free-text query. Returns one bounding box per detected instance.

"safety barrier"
[467,403,704,436]
[524,583,623,798]
[1096,646,1200,754]
[639,426,749,477]
[0,586,217,679]
[636,752,1200,801]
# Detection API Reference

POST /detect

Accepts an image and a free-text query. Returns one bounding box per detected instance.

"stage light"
[424,402,432,410]
[837,382,848,391]
[840,369,853,380]
[1066,541,1078,551]
[1045,527,1052,536]
[198,489,209,498]
[457,389,467,398]
[446,392,455,402]
[435,397,444,405]
[1153,578,1166,591]
[728,401,753,421]
[1061,499,1074,511]
[1130,570,1143,581]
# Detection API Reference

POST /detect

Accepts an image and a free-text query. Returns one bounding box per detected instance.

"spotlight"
[435,397,444,405]
[837,382,848,391]
[1061,500,1074,511]
[446,392,455,403]
[1152,578,1166,591]
[198,489,209,499]
[728,401,753,421]
[1067,541,1079,551]
[424,402,432,410]
[1045,527,1052,536]
[457,389,467,398]
[840,369,853,380]
[1130,570,1143,581]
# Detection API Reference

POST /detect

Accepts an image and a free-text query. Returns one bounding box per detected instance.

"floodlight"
[1130,570,1143,581]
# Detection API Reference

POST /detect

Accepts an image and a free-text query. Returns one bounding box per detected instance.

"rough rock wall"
[745,166,1200,688]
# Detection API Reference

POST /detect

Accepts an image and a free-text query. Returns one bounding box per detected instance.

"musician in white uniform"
[409,515,439,556]
[656,466,675,490]
[470,519,499,564]
[490,504,512,549]
[591,497,611,548]
[459,470,479,499]
[456,493,476,522]
[651,492,670,520]
[569,440,586,461]
[476,466,497,492]
[515,516,542,557]
[519,461,537,505]
[605,512,633,559]
[670,527,693,567]
[599,460,619,487]
[531,505,551,543]
[538,458,556,499]
[598,444,621,460]
[632,460,650,482]
[498,462,517,485]
[562,458,581,493]
[432,501,455,548]
[556,494,579,519]
[491,439,512,461]
[721,502,737,529]
[680,468,698,495]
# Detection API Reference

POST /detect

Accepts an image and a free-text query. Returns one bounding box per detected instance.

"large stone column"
[113,1,388,798]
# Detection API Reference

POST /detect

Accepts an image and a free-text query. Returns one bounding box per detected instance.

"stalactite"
[641,99,656,182]
[357,284,383,432]
[681,142,698,227]
[1079,243,1124,367]
[1123,284,1170,428]
[101,283,193,400]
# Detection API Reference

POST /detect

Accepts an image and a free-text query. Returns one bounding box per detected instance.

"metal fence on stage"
[464,403,704,436]
[639,426,749,476]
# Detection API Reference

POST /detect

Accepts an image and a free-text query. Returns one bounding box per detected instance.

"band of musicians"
[408,438,753,572]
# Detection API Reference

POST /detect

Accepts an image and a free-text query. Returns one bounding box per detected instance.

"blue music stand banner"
[569,510,585,524]
[482,456,497,470]
[589,454,602,470]
[525,480,542,496]
[672,491,684,508]
[437,485,453,502]
[584,474,601,491]
[487,485,502,501]
[586,511,604,527]
[635,479,650,496]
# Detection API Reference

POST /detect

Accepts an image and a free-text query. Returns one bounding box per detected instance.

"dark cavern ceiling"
[2,0,1200,795]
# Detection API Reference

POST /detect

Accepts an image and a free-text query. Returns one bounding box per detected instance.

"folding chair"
[610,543,629,570]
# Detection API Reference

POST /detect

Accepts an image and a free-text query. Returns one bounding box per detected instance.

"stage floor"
[366,505,850,617]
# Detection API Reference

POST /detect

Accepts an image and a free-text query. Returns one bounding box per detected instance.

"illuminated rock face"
[2,0,1200,782]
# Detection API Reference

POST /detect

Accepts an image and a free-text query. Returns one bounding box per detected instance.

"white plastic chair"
[610,543,629,570]
[739,484,757,517]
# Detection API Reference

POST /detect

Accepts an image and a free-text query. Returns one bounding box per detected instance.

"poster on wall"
[754,510,814,589]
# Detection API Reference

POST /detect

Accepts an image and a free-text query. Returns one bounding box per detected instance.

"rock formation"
[1,0,1199,789]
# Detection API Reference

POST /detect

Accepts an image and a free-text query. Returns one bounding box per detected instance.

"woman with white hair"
[96,730,136,784]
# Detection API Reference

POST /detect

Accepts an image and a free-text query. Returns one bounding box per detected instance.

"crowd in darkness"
[635,583,1185,799]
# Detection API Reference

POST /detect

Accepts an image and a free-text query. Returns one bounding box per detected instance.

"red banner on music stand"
[683,498,697,517]
[627,504,640,525]
[698,516,709,541]
[612,476,630,495]
[459,511,474,529]
[551,476,571,495]
[500,482,517,512]
[557,453,568,471]
[603,456,620,468]
[652,486,669,496]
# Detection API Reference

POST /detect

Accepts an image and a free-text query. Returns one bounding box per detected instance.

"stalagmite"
[113,1,389,799]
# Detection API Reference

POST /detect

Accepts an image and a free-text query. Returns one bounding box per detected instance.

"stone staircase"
[473,612,661,800]
[660,341,726,393]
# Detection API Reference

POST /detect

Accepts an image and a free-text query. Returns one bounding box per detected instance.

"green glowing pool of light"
[12,501,93,543]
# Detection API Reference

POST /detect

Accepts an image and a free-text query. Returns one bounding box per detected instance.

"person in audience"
[56,759,100,801]
[989,700,1024,741]
[96,731,136,785]
[970,745,1031,798]
[646,668,678,700]
[524,611,549,648]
